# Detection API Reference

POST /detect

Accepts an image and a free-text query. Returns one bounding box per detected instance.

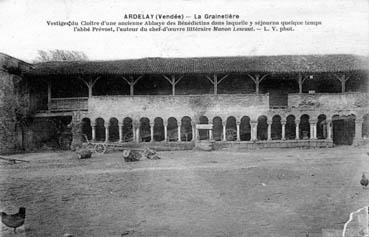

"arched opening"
[240,116,251,141]
[181,116,193,141]
[108,118,119,142]
[317,114,327,139]
[285,115,296,140]
[212,117,223,141]
[332,114,356,145]
[154,117,164,141]
[95,118,105,142]
[226,116,237,141]
[362,114,369,139]
[257,115,268,140]
[199,116,209,140]
[271,115,282,140]
[81,118,92,141]
[167,117,178,142]
[299,114,310,139]
[122,117,133,142]
[139,117,151,142]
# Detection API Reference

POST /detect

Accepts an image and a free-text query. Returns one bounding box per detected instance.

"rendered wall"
[88,94,269,122]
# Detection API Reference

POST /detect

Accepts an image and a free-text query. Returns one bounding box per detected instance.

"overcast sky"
[0,0,368,62]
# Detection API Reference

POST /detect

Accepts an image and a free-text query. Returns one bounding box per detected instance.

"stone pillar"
[295,120,300,140]
[251,121,257,141]
[105,123,109,142]
[118,122,123,142]
[164,121,168,142]
[135,126,140,143]
[91,123,96,141]
[281,120,286,140]
[209,123,213,140]
[354,119,363,144]
[236,121,240,141]
[192,122,196,141]
[178,122,182,142]
[150,122,154,142]
[310,120,317,139]
[222,121,227,141]
[267,121,272,141]
[309,121,315,140]
[327,120,332,140]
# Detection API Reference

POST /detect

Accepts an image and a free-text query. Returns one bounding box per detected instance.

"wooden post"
[206,74,229,95]
[247,74,269,95]
[47,81,51,110]
[163,75,184,96]
[334,74,350,93]
[121,75,143,96]
[80,77,100,98]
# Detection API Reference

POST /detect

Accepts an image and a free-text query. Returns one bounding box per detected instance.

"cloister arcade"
[80,113,369,145]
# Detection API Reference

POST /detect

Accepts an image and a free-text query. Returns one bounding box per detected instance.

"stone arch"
[81,117,92,141]
[108,117,119,142]
[154,117,165,141]
[271,115,282,140]
[299,114,310,139]
[240,116,251,141]
[122,117,133,142]
[285,115,296,140]
[95,117,105,142]
[226,116,237,141]
[212,116,223,141]
[181,116,193,141]
[257,115,268,140]
[167,117,178,141]
[317,114,327,139]
[139,117,151,142]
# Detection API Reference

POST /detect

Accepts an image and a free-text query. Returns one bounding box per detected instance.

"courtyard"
[1,146,369,236]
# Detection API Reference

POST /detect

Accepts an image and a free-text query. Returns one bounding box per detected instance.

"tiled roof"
[26,54,369,76]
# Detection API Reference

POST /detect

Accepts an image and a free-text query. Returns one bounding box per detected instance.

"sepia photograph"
[0,0,369,236]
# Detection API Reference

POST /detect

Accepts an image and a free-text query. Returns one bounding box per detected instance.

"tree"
[33,49,88,62]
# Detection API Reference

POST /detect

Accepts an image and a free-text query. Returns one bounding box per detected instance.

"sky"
[0,0,368,62]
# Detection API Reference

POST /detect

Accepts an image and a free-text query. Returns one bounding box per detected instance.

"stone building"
[1,53,369,153]
[0,53,33,153]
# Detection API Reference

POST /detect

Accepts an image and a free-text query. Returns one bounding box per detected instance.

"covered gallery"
[16,54,369,150]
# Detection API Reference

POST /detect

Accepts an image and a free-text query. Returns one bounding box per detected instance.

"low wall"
[98,139,334,152]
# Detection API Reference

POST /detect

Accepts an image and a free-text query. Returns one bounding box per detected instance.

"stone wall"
[0,53,32,154]
[87,94,269,122]
[0,71,17,153]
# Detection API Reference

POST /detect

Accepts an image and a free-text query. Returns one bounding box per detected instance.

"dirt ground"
[1,146,369,237]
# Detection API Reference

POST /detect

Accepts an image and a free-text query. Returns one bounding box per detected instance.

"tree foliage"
[34,49,88,62]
